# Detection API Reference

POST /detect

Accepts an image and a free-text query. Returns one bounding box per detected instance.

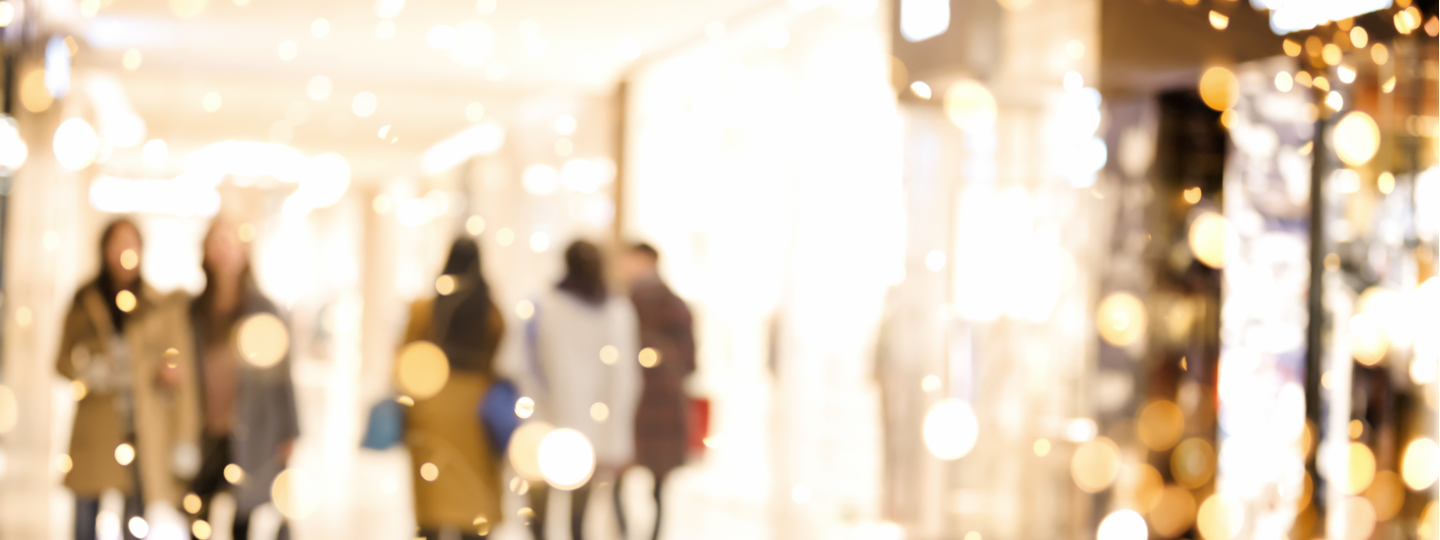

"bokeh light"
[1170,438,1215,489]
[1097,292,1147,347]
[1116,463,1164,513]
[271,468,319,519]
[53,118,98,170]
[1150,485,1197,537]
[1347,442,1376,494]
[396,341,450,400]
[638,347,659,368]
[1188,212,1228,268]
[224,463,244,484]
[115,290,137,313]
[1334,111,1380,166]
[1343,496,1377,540]
[1365,470,1404,520]
[537,427,595,490]
[1350,313,1389,366]
[922,399,978,461]
[1403,438,1439,490]
[1198,67,1238,111]
[1195,493,1243,540]
[1097,510,1148,540]
[509,421,552,481]
[1137,400,1184,451]
[1071,437,1120,492]
[943,80,997,132]
[420,462,439,482]
[115,442,135,466]
[236,313,289,368]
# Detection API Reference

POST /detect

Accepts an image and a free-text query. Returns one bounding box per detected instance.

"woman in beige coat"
[400,238,506,539]
[56,219,201,540]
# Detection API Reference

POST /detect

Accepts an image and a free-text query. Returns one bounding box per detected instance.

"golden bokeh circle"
[922,399,979,461]
[1347,442,1377,495]
[20,69,52,113]
[1117,463,1164,513]
[271,468,319,520]
[116,290,138,313]
[1349,314,1390,366]
[115,442,135,466]
[1071,437,1121,493]
[943,80,997,132]
[420,462,439,482]
[1365,470,1404,520]
[1138,400,1185,451]
[1421,501,1438,540]
[236,313,289,368]
[1402,438,1439,490]
[192,520,212,540]
[599,345,618,365]
[1188,213,1228,269]
[1097,293,1148,347]
[396,341,450,400]
[1198,67,1238,111]
[120,249,139,270]
[1149,485,1197,537]
[508,421,554,481]
[435,275,457,296]
[1343,496,1377,540]
[183,493,202,514]
[1334,111,1380,167]
[638,347,659,368]
[1170,438,1215,489]
[537,427,595,490]
[1196,493,1244,540]
[224,463,244,484]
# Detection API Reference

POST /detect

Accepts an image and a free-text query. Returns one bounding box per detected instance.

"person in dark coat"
[188,220,300,539]
[617,242,695,540]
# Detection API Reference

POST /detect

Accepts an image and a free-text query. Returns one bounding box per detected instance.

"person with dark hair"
[528,240,640,540]
[400,238,506,539]
[187,219,299,539]
[616,241,695,540]
[56,218,201,540]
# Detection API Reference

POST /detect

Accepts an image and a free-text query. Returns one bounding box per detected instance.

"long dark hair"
[193,221,257,344]
[557,240,607,306]
[432,238,492,370]
[97,218,142,329]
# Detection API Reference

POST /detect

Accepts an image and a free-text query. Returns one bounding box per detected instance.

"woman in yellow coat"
[400,238,506,539]
[56,219,200,540]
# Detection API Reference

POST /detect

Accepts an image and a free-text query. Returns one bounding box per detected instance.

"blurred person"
[400,238,507,540]
[56,218,201,540]
[188,220,299,540]
[528,240,641,540]
[615,242,695,540]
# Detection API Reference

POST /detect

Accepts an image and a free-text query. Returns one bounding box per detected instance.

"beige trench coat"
[55,282,201,506]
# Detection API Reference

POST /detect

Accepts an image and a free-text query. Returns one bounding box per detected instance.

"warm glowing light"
[909,81,932,100]
[1282,39,1301,56]
[396,341,449,400]
[900,0,949,42]
[120,249,139,270]
[1334,112,1380,166]
[1171,438,1215,488]
[1198,67,1238,112]
[1326,91,1344,111]
[638,347,660,368]
[54,118,99,170]
[1372,43,1389,65]
[1208,11,1229,29]
[421,123,506,174]
[1117,464,1164,513]
[1366,470,1405,520]
[616,38,641,60]
[943,80,997,132]
[1182,187,1202,204]
[1337,66,1356,84]
[510,421,552,481]
[0,118,27,172]
[420,462,439,482]
[0,3,13,26]
[71,380,86,401]
[1349,313,1389,366]
[1378,172,1395,194]
[1033,438,1051,456]
[1138,400,1185,451]
[224,463,244,484]
[1314,75,1330,91]
[523,164,558,194]
[1097,510,1148,540]
[1403,438,1439,490]
[1072,437,1121,492]
[127,516,148,539]
[20,69,51,113]
[142,138,168,167]
[307,75,331,100]
[192,520,211,540]
[352,92,377,117]
[1350,419,1364,439]
[1348,442,1377,494]
[435,275,457,296]
[589,402,609,422]
[923,399,979,460]
[529,232,550,253]
[278,40,297,61]
[236,313,289,368]
[1097,292,1147,347]
[1150,485,1197,537]
[515,299,533,319]
[1345,496,1378,540]
[514,397,534,419]
[271,469,317,519]
[1188,212,1228,268]
[1349,26,1368,48]
[1274,71,1293,92]
[115,442,135,465]
[183,493,201,514]
[921,375,941,392]
[1320,44,1341,65]
[115,290,137,312]
[1196,494,1243,540]
[538,428,595,490]
[465,216,485,236]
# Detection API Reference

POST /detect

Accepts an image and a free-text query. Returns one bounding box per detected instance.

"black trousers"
[191,434,289,540]
[614,473,665,540]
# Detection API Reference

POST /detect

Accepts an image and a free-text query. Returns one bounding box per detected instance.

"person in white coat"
[528,240,641,540]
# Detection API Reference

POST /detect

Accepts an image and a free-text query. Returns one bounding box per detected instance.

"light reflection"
[922,399,978,460]
[1071,437,1120,492]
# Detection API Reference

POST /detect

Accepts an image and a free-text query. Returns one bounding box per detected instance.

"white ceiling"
[66,0,778,180]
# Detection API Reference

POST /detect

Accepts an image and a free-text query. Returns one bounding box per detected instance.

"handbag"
[478,379,520,453]
[361,399,406,450]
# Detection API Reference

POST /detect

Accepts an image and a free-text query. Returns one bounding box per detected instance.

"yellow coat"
[401,299,505,533]
[55,282,201,506]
